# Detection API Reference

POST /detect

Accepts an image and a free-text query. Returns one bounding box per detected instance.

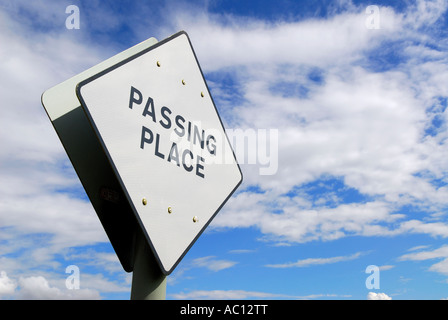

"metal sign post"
[131,230,166,300]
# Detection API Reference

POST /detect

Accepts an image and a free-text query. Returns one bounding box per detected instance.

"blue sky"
[1,0,448,300]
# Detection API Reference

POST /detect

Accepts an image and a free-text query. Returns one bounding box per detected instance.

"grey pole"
[130,231,167,300]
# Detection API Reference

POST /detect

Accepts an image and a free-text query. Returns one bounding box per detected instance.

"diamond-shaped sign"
[75,31,242,274]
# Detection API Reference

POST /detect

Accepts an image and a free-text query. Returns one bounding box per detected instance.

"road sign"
[44,31,242,275]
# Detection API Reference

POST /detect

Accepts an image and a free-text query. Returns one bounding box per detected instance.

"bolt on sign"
[41,31,243,275]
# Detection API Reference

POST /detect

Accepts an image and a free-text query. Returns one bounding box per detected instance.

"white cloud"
[367,292,392,300]
[0,192,106,248]
[191,256,238,272]
[0,271,17,298]
[77,273,130,294]
[228,249,256,254]
[17,276,64,300]
[429,258,448,276]
[0,269,130,300]
[168,255,238,285]
[0,270,103,300]
[378,265,395,271]
[171,289,291,300]
[408,0,448,28]
[170,4,401,72]
[65,250,124,274]
[213,193,407,243]
[170,289,351,300]
[399,245,448,261]
[407,245,431,252]
[399,221,448,239]
[399,245,448,276]
[265,252,363,268]
[17,275,100,300]
[214,189,448,244]
[182,1,448,246]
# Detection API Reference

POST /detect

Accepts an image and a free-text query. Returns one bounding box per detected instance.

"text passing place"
[76,31,242,274]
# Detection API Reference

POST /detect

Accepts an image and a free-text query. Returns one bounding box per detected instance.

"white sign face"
[76,31,242,274]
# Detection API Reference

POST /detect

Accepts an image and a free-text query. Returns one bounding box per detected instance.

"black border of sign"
[75,30,243,275]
